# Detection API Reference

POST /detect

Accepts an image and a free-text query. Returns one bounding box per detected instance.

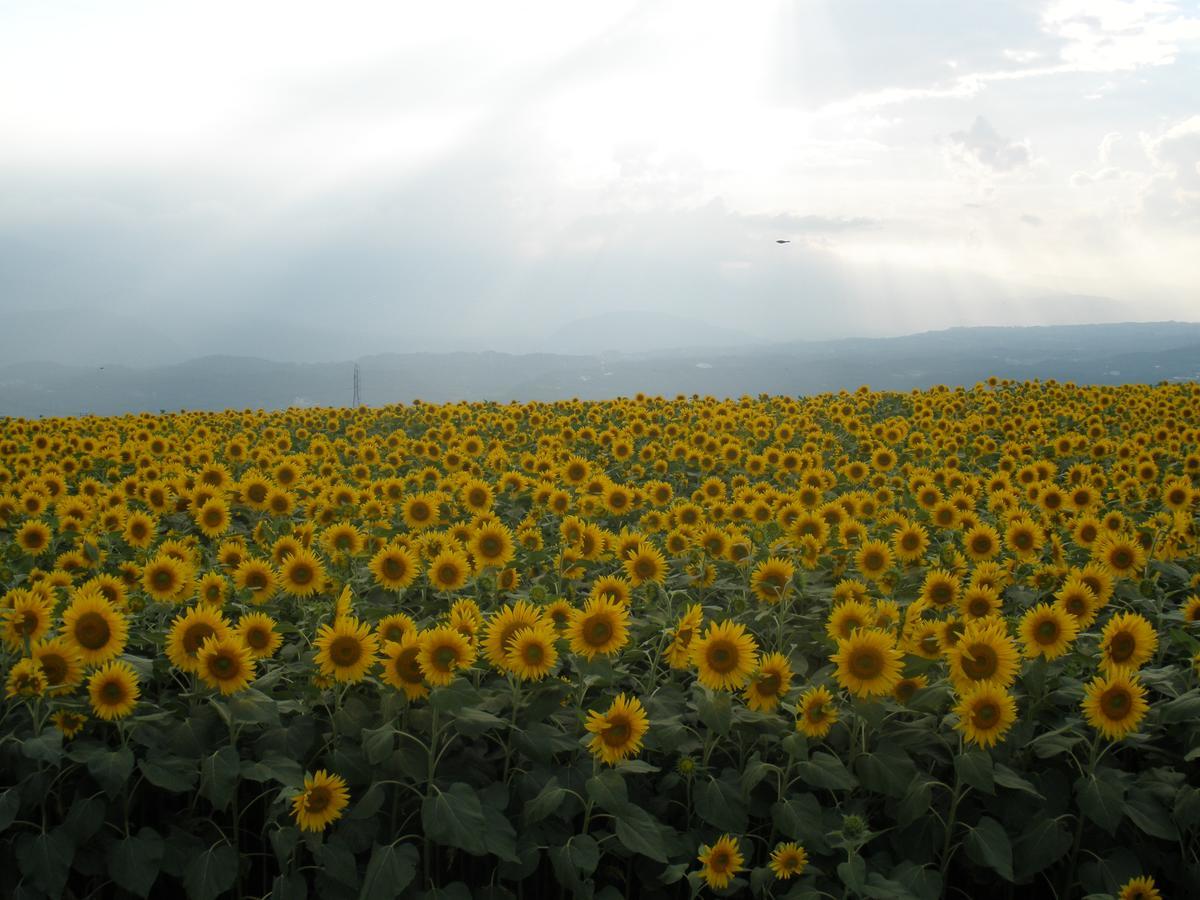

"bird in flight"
[775,239,790,244]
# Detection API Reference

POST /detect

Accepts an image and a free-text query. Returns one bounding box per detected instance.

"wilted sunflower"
[744,652,793,712]
[197,635,255,694]
[506,624,559,682]
[166,606,231,673]
[368,543,420,591]
[417,626,475,686]
[314,617,379,683]
[237,612,282,659]
[1018,603,1078,659]
[697,834,744,890]
[1082,670,1148,741]
[831,628,903,698]
[382,633,428,700]
[291,770,350,832]
[279,548,325,598]
[769,842,808,880]
[1098,611,1157,674]
[691,620,759,691]
[750,556,794,604]
[666,604,704,669]
[953,682,1017,748]
[946,618,1019,691]
[567,595,630,661]
[87,659,140,720]
[62,589,128,666]
[585,693,649,765]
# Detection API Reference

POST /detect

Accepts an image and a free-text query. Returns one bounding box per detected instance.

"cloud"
[1140,115,1200,222]
[948,116,1032,173]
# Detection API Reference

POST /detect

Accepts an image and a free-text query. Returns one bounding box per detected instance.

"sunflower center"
[901,533,920,550]
[1100,686,1130,719]
[39,654,66,684]
[16,611,39,635]
[397,648,423,682]
[290,564,313,585]
[758,673,782,695]
[1109,548,1133,570]
[585,620,613,646]
[246,627,269,649]
[1035,620,1060,644]
[434,646,458,670]
[601,718,630,747]
[305,786,331,813]
[211,654,235,677]
[183,623,217,655]
[895,679,917,702]
[329,636,363,667]
[1109,632,1135,663]
[101,680,125,703]
[971,535,992,554]
[968,597,992,618]
[850,647,883,679]
[383,557,404,579]
[863,551,884,571]
[522,643,544,665]
[710,851,730,872]
[707,641,737,673]
[437,564,460,584]
[152,569,175,591]
[960,642,997,680]
[634,558,656,579]
[75,612,112,650]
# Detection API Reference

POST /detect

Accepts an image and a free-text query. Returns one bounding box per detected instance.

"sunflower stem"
[1060,732,1101,900]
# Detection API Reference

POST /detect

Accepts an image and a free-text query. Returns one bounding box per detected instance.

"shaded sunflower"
[166,606,232,673]
[544,599,574,632]
[697,834,744,890]
[567,595,630,661]
[1018,603,1078,660]
[376,613,417,647]
[589,574,633,607]
[959,585,1002,621]
[15,520,52,555]
[1117,876,1162,900]
[1098,611,1157,674]
[744,652,793,712]
[666,604,704,669]
[62,589,128,666]
[87,659,140,720]
[417,626,476,686]
[194,498,230,539]
[691,620,759,691]
[1082,670,1148,741]
[891,673,928,704]
[825,599,875,641]
[233,558,278,605]
[831,628,903,698]
[953,682,1017,748]
[769,842,807,880]
[197,572,229,607]
[382,633,428,700]
[5,658,46,699]
[2,590,54,650]
[506,624,559,682]
[31,637,84,695]
[585,692,649,765]
[291,770,350,832]
[51,710,87,739]
[314,617,379,683]
[197,635,255,694]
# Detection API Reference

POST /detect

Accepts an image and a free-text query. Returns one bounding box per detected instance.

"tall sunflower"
[691,620,759,691]
[769,842,808,881]
[831,628,903,698]
[368,543,420,591]
[279,548,325,598]
[427,549,471,593]
[953,682,1017,748]
[166,606,232,673]
[2,590,54,650]
[291,770,350,832]
[1053,575,1101,628]
[142,554,189,603]
[483,601,546,671]
[469,522,515,570]
[585,693,649,765]
[31,637,84,695]
[1082,671,1148,741]
[1018,603,1078,660]
[197,635,255,694]
[506,624,559,682]
[623,542,667,587]
[314,617,379,683]
[233,558,278,605]
[237,613,282,659]
[1093,533,1146,580]
[62,590,128,666]
[854,540,893,582]
[87,660,140,721]
[567,595,630,661]
[750,556,794,604]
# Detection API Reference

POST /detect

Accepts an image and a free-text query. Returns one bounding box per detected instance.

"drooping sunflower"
[237,612,282,659]
[62,589,128,666]
[953,682,1017,748]
[314,617,380,683]
[427,549,471,593]
[291,770,350,832]
[567,595,630,661]
[381,633,428,700]
[750,556,795,604]
[279,548,325,598]
[691,620,759,691]
[892,673,928,704]
[87,659,140,721]
[197,635,255,694]
[141,554,189,603]
[1018,603,1078,660]
[368,543,420,591]
[166,606,232,673]
[1116,875,1162,900]
[483,601,546,671]
[31,637,84,695]
[946,618,1019,691]
[1082,670,1148,741]
[769,842,808,881]
[831,628,903,698]
[666,604,704,669]
[854,540,893,582]
[744,652,793,712]
[506,624,559,682]
[623,542,667,587]
[1098,611,1157,674]
[2,590,54,650]
[585,692,649,765]
[825,599,875,641]
[697,834,744,890]
[417,625,476,686]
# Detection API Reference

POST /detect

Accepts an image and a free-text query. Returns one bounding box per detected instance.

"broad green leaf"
[586,770,629,813]
[316,841,360,887]
[87,747,134,797]
[361,725,396,765]
[0,789,21,833]
[20,729,63,764]
[1013,819,1072,881]
[771,794,823,842]
[954,750,994,795]
[612,804,670,863]
[17,829,74,898]
[993,764,1042,798]
[1158,692,1200,724]
[422,783,488,856]
[965,816,1013,881]
[482,805,520,862]
[525,777,566,824]
[695,776,748,832]
[199,745,240,811]
[1077,773,1125,835]
[358,842,418,900]
[1123,790,1180,841]
[795,751,857,791]
[109,827,165,897]
[349,782,388,821]
[896,779,932,828]
[183,842,238,900]
[61,795,105,844]
[696,689,732,736]
[837,855,867,893]
[139,756,199,792]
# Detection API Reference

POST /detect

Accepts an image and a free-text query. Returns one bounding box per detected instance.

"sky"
[1,0,1199,364]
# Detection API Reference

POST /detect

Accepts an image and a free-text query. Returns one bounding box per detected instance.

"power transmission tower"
[352,364,361,407]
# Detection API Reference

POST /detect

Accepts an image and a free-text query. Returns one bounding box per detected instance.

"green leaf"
[270,827,300,869]
[896,779,932,828]
[695,776,748,832]
[361,724,397,765]
[358,843,418,900]
[451,706,507,736]
[17,829,74,897]
[20,728,63,763]
[965,816,1013,881]
[1077,773,1125,836]
[612,804,670,863]
[240,754,304,786]
[109,827,165,897]
[139,755,199,792]
[993,764,1042,798]
[1123,790,1180,841]
[87,746,134,797]
[954,750,994,795]
[1013,819,1072,881]
[772,794,823,842]
[837,855,867,893]
[272,872,308,900]
[430,680,480,714]
[568,835,600,875]
[481,805,520,863]
[422,783,488,856]
[184,842,238,900]
[696,689,732,735]
[614,759,659,774]
[525,778,567,824]
[1158,692,1200,724]
[61,795,105,843]
[586,770,629,812]
[200,745,240,811]
[349,782,388,821]
[316,842,360,887]
[795,751,857,791]
[1029,729,1081,758]
[228,689,281,726]
[0,789,20,833]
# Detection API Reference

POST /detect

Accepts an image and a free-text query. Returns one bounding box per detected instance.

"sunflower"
[5,658,46,699]
[917,569,959,610]
[427,549,471,593]
[417,626,476,686]
[1093,533,1146,579]
[448,599,482,642]
[1183,594,1200,624]
[291,770,350,832]
[233,559,278,604]
[31,636,84,695]
[796,683,839,737]
[567,595,630,661]
[87,660,140,721]
[769,842,808,880]
[382,633,428,700]
[953,682,1017,748]
[484,601,546,670]
[123,512,158,548]
[1098,611,1157,674]
[959,585,1002,621]
[1117,876,1162,900]
[691,620,759,691]
[194,498,230,539]
[831,628,903,698]
[166,606,232,673]
[237,612,282,658]
[750,556,795,603]
[1018,603,1078,660]
[946,618,1019,691]
[744,652,793,712]
[961,523,1000,562]
[892,673,928,704]
[321,521,366,557]
[585,693,649,765]
[197,572,229,607]
[141,555,189,603]
[1053,576,1101,628]
[62,590,128,666]
[376,613,417,647]
[279,548,325,598]
[623,542,667,587]
[402,494,440,531]
[369,543,420,591]
[544,599,573,632]
[892,522,929,563]
[666,604,704,669]
[16,520,52,555]
[697,834,744,890]
[197,635,255,694]
[1082,670,1148,741]
[314,617,380,683]
[2,590,54,650]
[854,540,893,582]
[589,574,633,607]
[825,599,875,641]
[51,710,87,739]
[506,624,559,682]
[469,522,515,570]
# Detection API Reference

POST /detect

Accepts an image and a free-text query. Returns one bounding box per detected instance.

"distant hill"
[1,322,1197,417]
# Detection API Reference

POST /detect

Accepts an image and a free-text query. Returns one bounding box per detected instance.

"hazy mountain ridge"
[1,322,1197,418]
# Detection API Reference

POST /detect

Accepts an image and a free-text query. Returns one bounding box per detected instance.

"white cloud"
[948,117,1033,173]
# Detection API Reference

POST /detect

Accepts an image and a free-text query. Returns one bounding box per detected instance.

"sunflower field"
[2,380,1199,899]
